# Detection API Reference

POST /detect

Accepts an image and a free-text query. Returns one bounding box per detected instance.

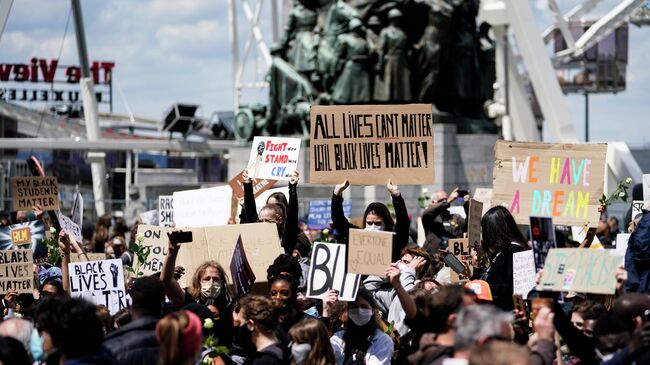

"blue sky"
[1,0,649,146]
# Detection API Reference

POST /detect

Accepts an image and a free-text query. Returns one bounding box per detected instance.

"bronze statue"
[415,0,453,102]
[331,18,372,104]
[280,0,319,74]
[374,8,412,103]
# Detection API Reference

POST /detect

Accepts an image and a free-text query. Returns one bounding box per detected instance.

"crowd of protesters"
[0,176,649,365]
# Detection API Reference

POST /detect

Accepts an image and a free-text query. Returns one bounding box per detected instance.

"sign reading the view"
[0,58,115,105]
[538,248,623,295]
[228,170,277,200]
[0,249,33,294]
[11,176,59,211]
[247,137,301,181]
[68,259,127,314]
[307,242,361,301]
[310,104,435,185]
[347,229,392,276]
[492,141,607,227]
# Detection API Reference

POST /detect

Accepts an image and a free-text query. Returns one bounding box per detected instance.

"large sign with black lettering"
[135,225,172,276]
[347,229,392,276]
[309,104,435,185]
[68,259,127,314]
[11,176,59,211]
[158,195,174,227]
[0,249,33,294]
[307,242,361,301]
[247,137,301,181]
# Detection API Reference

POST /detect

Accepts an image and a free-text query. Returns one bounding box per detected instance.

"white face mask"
[200,282,222,298]
[348,308,374,326]
[365,224,383,232]
[291,342,312,365]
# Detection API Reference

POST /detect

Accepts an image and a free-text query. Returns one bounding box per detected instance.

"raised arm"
[387,264,417,320]
[161,232,185,309]
[388,180,410,261]
[331,180,353,242]
[242,169,259,224]
[282,171,300,254]
[58,231,71,293]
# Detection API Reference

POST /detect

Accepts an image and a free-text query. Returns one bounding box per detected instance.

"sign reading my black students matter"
[310,104,435,185]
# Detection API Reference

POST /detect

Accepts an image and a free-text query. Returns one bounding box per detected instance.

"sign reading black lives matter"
[68,259,127,314]
[310,104,435,185]
[11,176,60,211]
[0,249,33,294]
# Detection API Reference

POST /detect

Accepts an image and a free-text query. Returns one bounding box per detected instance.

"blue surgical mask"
[29,329,44,361]
[291,343,312,365]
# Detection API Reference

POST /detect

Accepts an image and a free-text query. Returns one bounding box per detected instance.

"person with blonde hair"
[156,310,203,365]
[288,318,336,365]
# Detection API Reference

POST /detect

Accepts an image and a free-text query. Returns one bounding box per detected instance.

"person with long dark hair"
[331,180,410,262]
[472,206,529,310]
[267,254,314,334]
[330,288,393,365]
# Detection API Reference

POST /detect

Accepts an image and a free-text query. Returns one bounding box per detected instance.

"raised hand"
[58,231,71,256]
[386,264,401,288]
[533,307,555,341]
[289,170,300,186]
[447,188,459,204]
[386,179,400,197]
[322,289,340,318]
[242,169,251,183]
[334,180,350,196]
[407,256,426,274]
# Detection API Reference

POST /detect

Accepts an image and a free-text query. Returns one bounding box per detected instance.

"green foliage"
[45,229,61,267]
[125,235,151,278]
[200,318,229,364]
[599,177,633,206]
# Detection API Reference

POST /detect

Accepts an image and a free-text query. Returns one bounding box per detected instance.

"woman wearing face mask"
[332,179,410,261]
[238,295,289,365]
[288,318,336,365]
[241,169,300,255]
[330,288,393,365]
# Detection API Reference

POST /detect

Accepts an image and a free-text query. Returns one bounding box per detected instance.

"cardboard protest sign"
[68,259,127,314]
[175,223,282,288]
[632,200,645,221]
[70,253,106,262]
[512,250,536,298]
[310,104,435,185]
[158,195,174,227]
[615,233,630,254]
[247,136,301,181]
[57,212,83,244]
[0,221,47,259]
[530,217,557,272]
[0,249,33,294]
[537,248,624,294]
[347,229,393,276]
[467,199,483,252]
[134,225,173,276]
[307,242,361,301]
[11,176,60,211]
[139,210,159,226]
[449,238,472,282]
[173,185,232,227]
[71,191,83,227]
[229,170,278,201]
[230,235,256,298]
[492,140,607,227]
[307,200,352,230]
[473,188,493,215]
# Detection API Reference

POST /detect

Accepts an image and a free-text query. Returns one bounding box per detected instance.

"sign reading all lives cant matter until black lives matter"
[69,258,127,314]
[11,176,60,211]
[492,141,607,227]
[0,249,33,294]
[310,104,435,185]
[247,137,301,181]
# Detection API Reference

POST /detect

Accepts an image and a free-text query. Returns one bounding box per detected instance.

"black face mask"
[233,324,255,354]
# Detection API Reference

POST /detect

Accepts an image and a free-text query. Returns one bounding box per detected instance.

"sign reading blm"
[492,141,607,227]
[310,104,435,185]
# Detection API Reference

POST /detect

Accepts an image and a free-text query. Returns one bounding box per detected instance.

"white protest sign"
[615,233,630,254]
[571,226,601,245]
[173,185,232,227]
[448,206,466,219]
[57,212,83,244]
[158,195,174,227]
[644,174,650,204]
[68,259,127,314]
[632,200,645,221]
[71,191,83,227]
[139,210,158,226]
[473,188,493,215]
[513,250,536,298]
[307,242,361,301]
[247,136,301,181]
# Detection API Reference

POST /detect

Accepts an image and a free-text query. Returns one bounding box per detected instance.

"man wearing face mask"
[330,288,393,365]
[332,179,410,262]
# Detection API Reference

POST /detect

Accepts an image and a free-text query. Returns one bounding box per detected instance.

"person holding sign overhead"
[331,179,410,262]
[471,206,530,310]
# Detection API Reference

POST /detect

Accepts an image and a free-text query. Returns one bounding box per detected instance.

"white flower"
[625,177,633,184]
[136,234,145,243]
[322,228,329,235]
[618,191,627,198]
[49,227,56,235]
[203,318,214,329]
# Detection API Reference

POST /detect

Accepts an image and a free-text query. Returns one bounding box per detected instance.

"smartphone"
[169,231,193,245]
[443,253,466,274]
[512,294,526,314]
[456,189,469,198]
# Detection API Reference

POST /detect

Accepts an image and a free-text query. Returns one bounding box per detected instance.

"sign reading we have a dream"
[310,104,435,185]
[492,141,607,227]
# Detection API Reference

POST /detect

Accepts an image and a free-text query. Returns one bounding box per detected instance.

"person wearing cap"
[374,8,412,103]
[465,280,493,303]
[331,17,372,104]
[156,310,203,365]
